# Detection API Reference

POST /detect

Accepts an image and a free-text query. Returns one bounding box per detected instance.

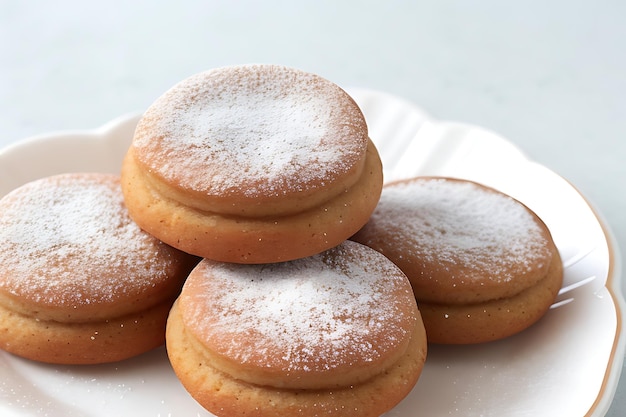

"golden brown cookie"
[121,64,383,264]
[166,240,427,416]
[0,173,198,364]
[352,176,563,344]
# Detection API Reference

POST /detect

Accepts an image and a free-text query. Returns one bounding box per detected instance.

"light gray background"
[1,1,624,415]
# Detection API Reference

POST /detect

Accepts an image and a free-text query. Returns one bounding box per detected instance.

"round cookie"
[0,173,199,364]
[121,64,383,264]
[166,240,427,417]
[352,176,563,344]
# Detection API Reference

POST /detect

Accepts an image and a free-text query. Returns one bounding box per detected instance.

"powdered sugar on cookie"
[181,241,416,378]
[0,173,181,308]
[132,64,368,197]
[364,178,552,284]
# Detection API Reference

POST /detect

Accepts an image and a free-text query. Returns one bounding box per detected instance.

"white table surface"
[1,1,624,415]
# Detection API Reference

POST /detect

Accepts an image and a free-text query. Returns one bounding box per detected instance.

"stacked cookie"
[0,173,199,364]
[120,64,426,417]
[0,64,563,416]
[351,177,563,345]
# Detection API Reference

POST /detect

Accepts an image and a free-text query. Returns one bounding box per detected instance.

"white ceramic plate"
[0,89,623,417]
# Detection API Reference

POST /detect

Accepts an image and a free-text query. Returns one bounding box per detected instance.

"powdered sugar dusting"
[364,178,551,283]
[182,240,414,374]
[133,65,368,197]
[0,173,181,307]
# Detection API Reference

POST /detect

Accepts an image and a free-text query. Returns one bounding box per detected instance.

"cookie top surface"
[131,64,368,207]
[0,173,188,321]
[178,240,418,389]
[354,177,556,304]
